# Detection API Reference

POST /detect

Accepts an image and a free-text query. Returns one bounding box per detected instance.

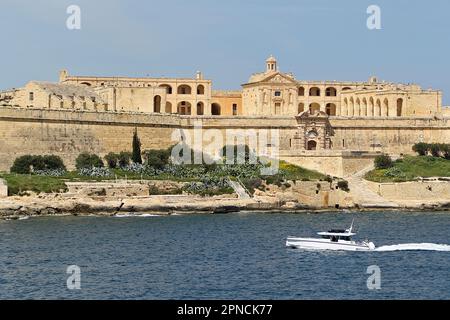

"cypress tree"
[132,128,142,164]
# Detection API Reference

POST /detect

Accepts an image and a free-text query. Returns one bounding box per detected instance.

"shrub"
[384,167,407,179]
[337,180,350,192]
[75,152,104,169]
[105,153,119,168]
[182,178,233,196]
[441,144,450,160]
[132,129,142,164]
[118,152,132,168]
[412,143,450,159]
[412,143,429,156]
[242,177,263,195]
[11,155,65,174]
[42,155,66,171]
[144,149,171,169]
[374,154,393,169]
[430,144,441,157]
[264,175,284,187]
[11,155,34,174]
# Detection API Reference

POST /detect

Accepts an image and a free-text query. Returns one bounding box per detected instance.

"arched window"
[197,102,204,115]
[369,97,375,117]
[178,85,192,95]
[197,85,205,95]
[326,103,336,116]
[376,99,381,116]
[325,87,337,97]
[80,82,92,87]
[211,103,221,115]
[159,84,172,94]
[298,103,305,114]
[153,95,161,113]
[355,99,361,116]
[177,101,192,115]
[309,87,321,96]
[298,87,305,96]
[383,98,389,117]
[397,98,403,117]
[342,87,352,91]
[309,103,320,114]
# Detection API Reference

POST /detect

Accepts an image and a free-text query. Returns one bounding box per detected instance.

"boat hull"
[286,237,375,252]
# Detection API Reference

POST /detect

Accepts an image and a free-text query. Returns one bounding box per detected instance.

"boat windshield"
[322,235,352,242]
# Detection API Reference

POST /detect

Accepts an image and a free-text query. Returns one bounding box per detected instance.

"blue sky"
[1,0,449,104]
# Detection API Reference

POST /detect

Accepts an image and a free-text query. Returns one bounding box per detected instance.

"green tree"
[118,151,132,168]
[374,154,393,169]
[132,129,142,164]
[412,143,429,156]
[76,152,104,169]
[105,153,119,168]
[441,144,450,160]
[42,155,66,170]
[144,149,171,169]
[10,155,66,174]
[337,180,350,192]
[11,155,34,174]
[430,143,441,157]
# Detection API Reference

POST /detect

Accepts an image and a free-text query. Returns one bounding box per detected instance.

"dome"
[266,55,277,63]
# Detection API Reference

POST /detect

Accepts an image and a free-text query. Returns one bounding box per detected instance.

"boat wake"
[375,243,450,252]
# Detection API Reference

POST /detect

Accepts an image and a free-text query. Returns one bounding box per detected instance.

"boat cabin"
[317,230,356,242]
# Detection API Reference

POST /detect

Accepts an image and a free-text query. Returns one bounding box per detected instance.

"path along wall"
[0,107,449,172]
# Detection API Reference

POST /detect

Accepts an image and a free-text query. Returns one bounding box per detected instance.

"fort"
[0,56,449,177]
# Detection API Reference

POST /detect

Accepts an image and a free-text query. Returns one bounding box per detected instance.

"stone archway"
[397,98,403,117]
[153,95,161,113]
[177,101,192,115]
[307,140,317,150]
[197,102,204,115]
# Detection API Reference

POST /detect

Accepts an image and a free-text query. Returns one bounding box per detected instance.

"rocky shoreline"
[1,193,449,220]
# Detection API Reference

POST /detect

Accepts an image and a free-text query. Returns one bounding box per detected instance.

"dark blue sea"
[1,211,450,300]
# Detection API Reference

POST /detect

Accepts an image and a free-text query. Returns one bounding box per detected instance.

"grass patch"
[0,173,68,196]
[278,161,326,181]
[365,156,450,183]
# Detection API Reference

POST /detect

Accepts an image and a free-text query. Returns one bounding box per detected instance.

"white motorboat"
[286,220,376,251]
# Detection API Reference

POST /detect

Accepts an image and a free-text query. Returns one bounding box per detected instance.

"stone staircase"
[228,179,251,200]
[345,165,400,208]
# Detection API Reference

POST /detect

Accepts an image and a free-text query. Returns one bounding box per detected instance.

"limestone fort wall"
[0,107,449,172]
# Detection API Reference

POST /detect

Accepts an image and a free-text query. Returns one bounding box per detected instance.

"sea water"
[0,211,449,299]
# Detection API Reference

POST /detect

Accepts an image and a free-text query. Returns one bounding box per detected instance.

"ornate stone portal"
[292,111,334,150]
